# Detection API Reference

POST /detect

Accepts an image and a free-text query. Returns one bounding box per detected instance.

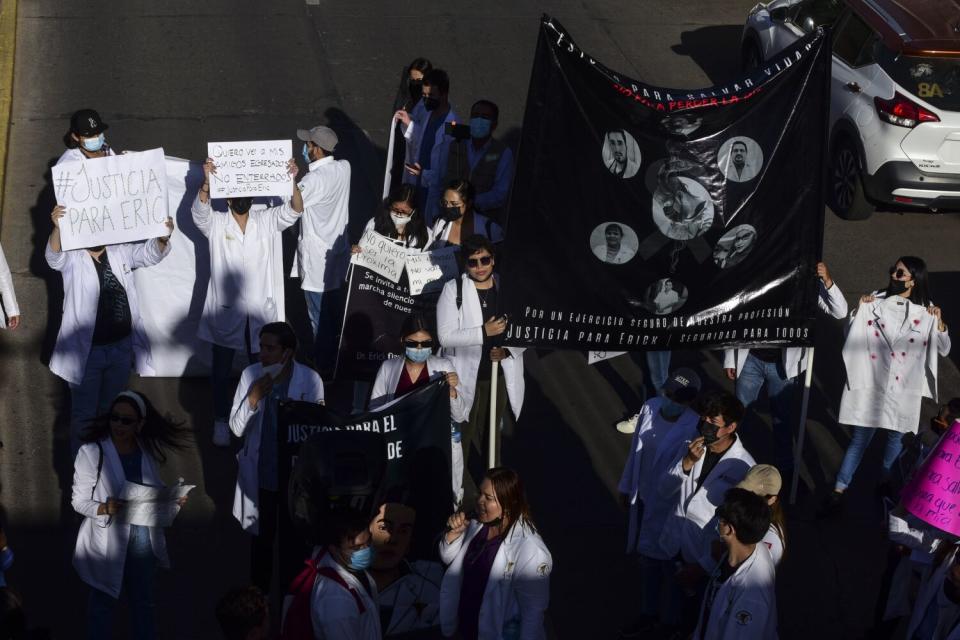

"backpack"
[280,551,366,640]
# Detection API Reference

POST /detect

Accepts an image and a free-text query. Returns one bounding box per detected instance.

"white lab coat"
[370,355,470,423]
[0,242,19,328]
[57,146,115,166]
[46,239,169,385]
[430,213,503,250]
[723,280,848,377]
[659,436,756,570]
[694,544,778,640]
[436,274,526,419]
[438,518,552,640]
[378,559,444,636]
[310,550,381,640]
[617,397,699,556]
[292,156,352,292]
[839,292,951,432]
[192,194,298,350]
[401,103,459,223]
[71,438,170,599]
[230,361,325,534]
[906,545,960,640]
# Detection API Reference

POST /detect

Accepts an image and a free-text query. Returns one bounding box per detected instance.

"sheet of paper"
[207,139,293,198]
[587,350,627,365]
[350,228,407,283]
[118,482,195,528]
[405,246,460,296]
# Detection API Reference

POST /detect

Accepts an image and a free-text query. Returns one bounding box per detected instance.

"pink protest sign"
[902,420,960,536]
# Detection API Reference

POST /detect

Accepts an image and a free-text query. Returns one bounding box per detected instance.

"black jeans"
[251,489,304,595]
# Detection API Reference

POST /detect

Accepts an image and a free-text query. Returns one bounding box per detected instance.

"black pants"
[251,489,303,595]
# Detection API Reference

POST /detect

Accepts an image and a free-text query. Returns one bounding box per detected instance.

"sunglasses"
[109,414,137,426]
[404,340,434,349]
[889,266,911,279]
[466,256,492,268]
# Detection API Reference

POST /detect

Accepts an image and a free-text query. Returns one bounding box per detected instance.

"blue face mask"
[302,143,312,164]
[82,134,105,152]
[469,117,492,139]
[405,346,431,363]
[347,546,373,571]
[660,397,685,419]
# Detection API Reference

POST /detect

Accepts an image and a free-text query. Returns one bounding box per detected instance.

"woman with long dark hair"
[353,184,432,251]
[827,256,950,510]
[439,467,552,639]
[431,179,503,249]
[71,390,189,639]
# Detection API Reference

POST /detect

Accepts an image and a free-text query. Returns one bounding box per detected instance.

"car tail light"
[874,93,940,128]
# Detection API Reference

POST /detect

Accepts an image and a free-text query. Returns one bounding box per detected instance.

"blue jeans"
[835,426,904,491]
[638,555,681,624]
[69,336,133,458]
[645,351,671,396]
[211,342,257,422]
[87,525,156,640]
[735,353,798,472]
[305,287,344,372]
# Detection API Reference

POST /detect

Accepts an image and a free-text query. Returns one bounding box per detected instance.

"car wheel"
[830,140,873,220]
[742,40,763,71]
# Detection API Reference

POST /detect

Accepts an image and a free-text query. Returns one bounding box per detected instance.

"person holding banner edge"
[47,205,174,458]
[194,156,304,447]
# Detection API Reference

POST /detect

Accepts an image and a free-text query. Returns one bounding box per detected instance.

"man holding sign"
[194,155,303,447]
[46,205,174,457]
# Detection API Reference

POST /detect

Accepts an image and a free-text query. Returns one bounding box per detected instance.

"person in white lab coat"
[430,179,503,250]
[694,488,778,640]
[439,467,552,640]
[907,542,960,640]
[370,313,469,504]
[230,321,325,594]
[658,391,756,634]
[436,235,525,503]
[724,262,848,477]
[72,390,189,640]
[46,206,174,458]
[826,256,951,511]
[0,242,20,330]
[293,125,351,373]
[353,184,433,251]
[394,68,458,224]
[58,108,115,166]
[194,156,304,448]
[736,464,787,566]
[617,368,702,637]
[309,509,382,640]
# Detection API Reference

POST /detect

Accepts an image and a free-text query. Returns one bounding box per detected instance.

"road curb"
[0,0,17,232]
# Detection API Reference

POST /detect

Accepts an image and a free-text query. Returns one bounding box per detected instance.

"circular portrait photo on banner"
[713,224,758,269]
[718,136,763,183]
[590,222,638,265]
[660,114,703,138]
[642,278,688,315]
[651,160,714,240]
[601,129,642,179]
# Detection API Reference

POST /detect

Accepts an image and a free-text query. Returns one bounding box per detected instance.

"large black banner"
[279,380,453,559]
[500,16,830,352]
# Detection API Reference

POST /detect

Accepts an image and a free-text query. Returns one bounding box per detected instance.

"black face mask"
[408,79,423,100]
[230,198,253,215]
[697,419,720,445]
[887,278,909,296]
[88,245,106,253]
[423,96,441,111]
[440,205,463,222]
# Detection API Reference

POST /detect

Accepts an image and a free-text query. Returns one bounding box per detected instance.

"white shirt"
[310,551,381,640]
[0,242,18,328]
[293,156,352,292]
[592,244,636,265]
[654,289,679,313]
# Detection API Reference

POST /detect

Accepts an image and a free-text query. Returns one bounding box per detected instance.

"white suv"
[742,0,960,219]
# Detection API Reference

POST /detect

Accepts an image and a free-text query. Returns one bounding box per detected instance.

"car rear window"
[879,51,960,111]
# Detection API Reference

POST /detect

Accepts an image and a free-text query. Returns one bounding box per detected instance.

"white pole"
[790,348,815,505]
[488,361,499,469]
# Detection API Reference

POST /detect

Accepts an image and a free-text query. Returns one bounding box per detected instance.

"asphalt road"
[1,0,959,638]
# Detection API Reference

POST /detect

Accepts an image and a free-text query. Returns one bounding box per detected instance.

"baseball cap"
[663,367,701,397]
[297,125,338,152]
[70,109,109,137]
[737,464,783,497]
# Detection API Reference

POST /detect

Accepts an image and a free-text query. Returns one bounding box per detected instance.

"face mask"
[230,198,253,215]
[408,79,423,99]
[469,117,492,139]
[440,205,463,222]
[661,398,685,419]
[423,96,441,111]
[405,346,431,363]
[262,362,284,379]
[391,213,411,230]
[697,419,720,445]
[347,546,373,571]
[887,278,909,296]
[302,143,312,165]
[82,134,105,152]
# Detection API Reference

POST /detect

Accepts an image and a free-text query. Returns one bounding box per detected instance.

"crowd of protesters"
[0,52,955,640]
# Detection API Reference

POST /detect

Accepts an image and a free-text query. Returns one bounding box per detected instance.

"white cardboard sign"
[207,139,292,198]
[350,229,408,283]
[405,246,460,296]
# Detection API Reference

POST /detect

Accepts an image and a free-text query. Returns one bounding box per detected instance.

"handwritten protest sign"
[405,246,459,296]
[52,148,170,251]
[902,419,960,536]
[350,229,407,283]
[207,140,292,198]
[587,351,627,365]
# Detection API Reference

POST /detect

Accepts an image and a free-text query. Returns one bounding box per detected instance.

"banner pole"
[489,361,499,469]
[790,348,815,505]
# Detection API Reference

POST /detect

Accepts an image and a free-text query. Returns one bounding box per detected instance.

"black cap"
[70,109,109,137]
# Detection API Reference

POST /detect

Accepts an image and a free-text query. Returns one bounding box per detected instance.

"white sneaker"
[616,414,640,434]
[213,420,231,447]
